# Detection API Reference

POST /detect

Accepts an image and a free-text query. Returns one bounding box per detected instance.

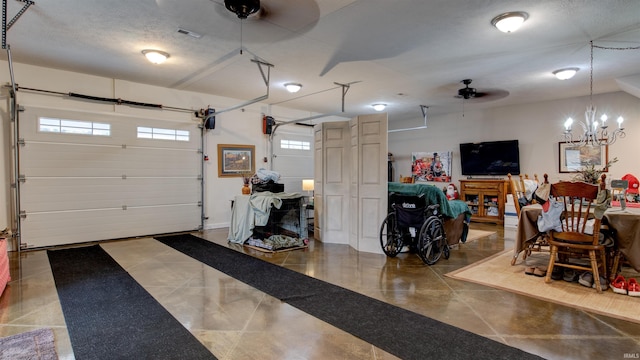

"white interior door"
[17,106,202,248]
[353,113,388,254]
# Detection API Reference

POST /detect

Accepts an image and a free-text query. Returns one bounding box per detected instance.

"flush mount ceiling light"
[142,49,170,64]
[491,11,528,33]
[553,67,579,80]
[284,83,302,93]
[372,104,387,111]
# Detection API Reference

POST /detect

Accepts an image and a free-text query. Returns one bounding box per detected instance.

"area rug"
[0,328,57,360]
[446,249,640,324]
[47,245,216,360]
[156,234,544,360]
[463,229,497,243]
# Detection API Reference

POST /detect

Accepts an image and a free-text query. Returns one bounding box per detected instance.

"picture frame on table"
[217,144,255,177]
[558,142,608,173]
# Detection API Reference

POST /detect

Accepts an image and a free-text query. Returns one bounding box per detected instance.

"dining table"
[513,204,640,272]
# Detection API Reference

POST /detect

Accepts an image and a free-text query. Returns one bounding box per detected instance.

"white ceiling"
[2,0,640,123]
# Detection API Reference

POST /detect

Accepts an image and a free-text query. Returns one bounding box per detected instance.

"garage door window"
[137,127,190,141]
[280,139,310,150]
[39,117,110,136]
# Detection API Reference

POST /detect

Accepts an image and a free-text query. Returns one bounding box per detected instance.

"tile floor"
[1,223,639,359]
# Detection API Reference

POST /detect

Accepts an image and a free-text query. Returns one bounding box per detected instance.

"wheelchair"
[379,192,449,265]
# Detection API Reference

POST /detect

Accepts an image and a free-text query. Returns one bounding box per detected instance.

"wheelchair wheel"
[417,216,446,265]
[380,212,403,257]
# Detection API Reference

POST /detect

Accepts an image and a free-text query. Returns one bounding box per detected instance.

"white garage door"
[271,126,313,193]
[18,106,202,248]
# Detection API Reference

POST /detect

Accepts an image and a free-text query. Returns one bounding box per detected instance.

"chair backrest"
[399,175,414,184]
[508,173,539,214]
[549,180,601,245]
[611,179,629,210]
[389,193,426,227]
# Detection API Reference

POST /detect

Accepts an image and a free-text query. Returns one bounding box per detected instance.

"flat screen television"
[459,140,520,176]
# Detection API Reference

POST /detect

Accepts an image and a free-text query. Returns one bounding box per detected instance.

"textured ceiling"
[2,0,640,123]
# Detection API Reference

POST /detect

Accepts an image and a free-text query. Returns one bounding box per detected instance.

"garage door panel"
[116,178,201,205]
[21,142,124,177]
[21,143,200,178]
[117,150,200,176]
[20,205,201,248]
[20,178,201,212]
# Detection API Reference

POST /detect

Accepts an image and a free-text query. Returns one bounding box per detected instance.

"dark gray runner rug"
[156,234,544,360]
[47,245,216,360]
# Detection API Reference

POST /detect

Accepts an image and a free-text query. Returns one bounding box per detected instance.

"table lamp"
[302,179,314,204]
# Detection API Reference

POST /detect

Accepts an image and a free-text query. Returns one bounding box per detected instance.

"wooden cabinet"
[459,179,508,225]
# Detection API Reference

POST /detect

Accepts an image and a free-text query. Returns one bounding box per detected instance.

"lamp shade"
[302,179,314,191]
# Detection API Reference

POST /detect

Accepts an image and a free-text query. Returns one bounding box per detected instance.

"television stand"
[466,176,504,180]
[459,179,508,225]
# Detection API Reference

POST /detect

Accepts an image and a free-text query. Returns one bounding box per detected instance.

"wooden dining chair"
[399,175,415,184]
[544,177,608,293]
[507,173,539,214]
[521,174,551,260]
[509,173,549,264]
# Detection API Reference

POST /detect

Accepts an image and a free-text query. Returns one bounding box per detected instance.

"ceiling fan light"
[142,49,170,64]
[284,83,302,93]
[225,0,261,19]
[553,67,579,80]
[372,104,386,111]
[491,12,528,33]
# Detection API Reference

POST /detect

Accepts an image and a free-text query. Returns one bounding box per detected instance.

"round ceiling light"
[142,50,170,64]
[284,83,302,93]
[372,104,387,111]
[491,11,529,33]
[553,67,579,80]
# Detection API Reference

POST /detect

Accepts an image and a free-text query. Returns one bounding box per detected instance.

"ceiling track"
[388,105,429,133]
[209,58,274,117]
[2,0,34,49]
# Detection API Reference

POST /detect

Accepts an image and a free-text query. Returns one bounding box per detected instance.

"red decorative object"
[446,183,459,200]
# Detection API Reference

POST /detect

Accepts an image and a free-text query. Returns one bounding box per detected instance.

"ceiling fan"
[224,0,260,19]
[455,79,509,102]
[156,0,320,39]
[456,79,485,99]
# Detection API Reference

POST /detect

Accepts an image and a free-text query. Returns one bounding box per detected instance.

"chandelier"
[562,41,628,147]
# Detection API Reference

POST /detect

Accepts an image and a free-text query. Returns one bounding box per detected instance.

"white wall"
[0,61,345,237]
[389,92,640,186]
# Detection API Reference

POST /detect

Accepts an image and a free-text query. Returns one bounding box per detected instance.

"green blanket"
[388,182,471,219]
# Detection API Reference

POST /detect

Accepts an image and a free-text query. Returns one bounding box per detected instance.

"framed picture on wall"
[558,142,608,173]
[217,144,255,177]
[411,151,452,182]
